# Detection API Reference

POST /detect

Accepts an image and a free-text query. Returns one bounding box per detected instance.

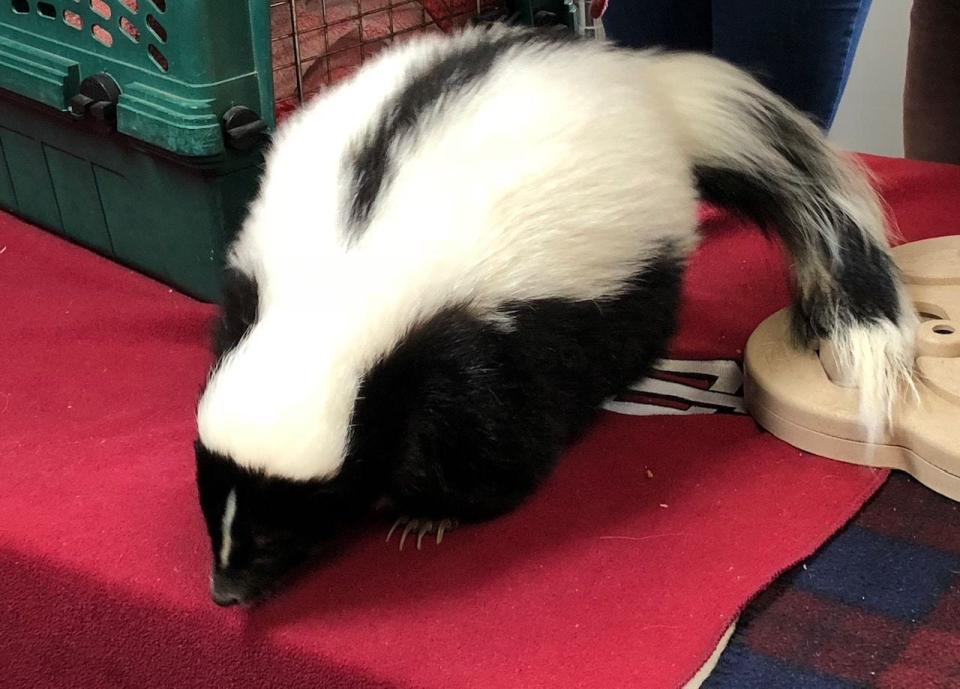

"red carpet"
[1,156,958,689]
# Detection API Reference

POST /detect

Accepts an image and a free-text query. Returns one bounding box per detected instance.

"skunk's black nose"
[212,588,242,607]
[211,572,250,607]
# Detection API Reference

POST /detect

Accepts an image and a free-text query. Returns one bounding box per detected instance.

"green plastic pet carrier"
[0,0,599,301]
[0,0,273,300]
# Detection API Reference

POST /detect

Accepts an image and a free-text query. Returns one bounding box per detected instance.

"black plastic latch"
[69,74,122,124]
[222,106,268,151]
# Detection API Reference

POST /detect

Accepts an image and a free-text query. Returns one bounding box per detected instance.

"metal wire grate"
[270,0,503,118]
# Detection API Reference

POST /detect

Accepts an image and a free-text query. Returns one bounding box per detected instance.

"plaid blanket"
[705,473,960,689]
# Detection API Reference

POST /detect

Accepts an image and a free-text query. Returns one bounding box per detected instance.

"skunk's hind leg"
[365,249,684,544]
[360,306,565,530]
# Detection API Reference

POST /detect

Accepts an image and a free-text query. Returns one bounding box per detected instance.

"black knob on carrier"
[69,73,122,123]
[222,106,268,151]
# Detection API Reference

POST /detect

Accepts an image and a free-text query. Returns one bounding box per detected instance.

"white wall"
[829,1,912,156]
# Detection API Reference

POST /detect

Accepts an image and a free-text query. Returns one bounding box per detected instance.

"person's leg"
[601,0,713,52]
[712,0,872,129]
[904,0,960,164]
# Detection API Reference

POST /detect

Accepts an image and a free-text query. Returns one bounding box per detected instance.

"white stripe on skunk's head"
[194,440,369,607]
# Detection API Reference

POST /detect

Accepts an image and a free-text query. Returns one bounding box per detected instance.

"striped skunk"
[194,25,916,606]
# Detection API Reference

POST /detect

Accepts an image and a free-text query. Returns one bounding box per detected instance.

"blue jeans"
[601,0,872,129]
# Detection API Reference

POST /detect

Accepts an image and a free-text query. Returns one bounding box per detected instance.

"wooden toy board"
[745,235,960,501]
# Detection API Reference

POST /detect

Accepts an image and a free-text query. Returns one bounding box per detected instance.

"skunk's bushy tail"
[653,52,917,440]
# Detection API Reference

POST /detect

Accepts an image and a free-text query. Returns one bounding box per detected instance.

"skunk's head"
[193,298,380,606]
[194,441,365,606]
[192,252,400,605]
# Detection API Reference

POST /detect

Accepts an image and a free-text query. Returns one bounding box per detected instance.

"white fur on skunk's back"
[196,26,915,481]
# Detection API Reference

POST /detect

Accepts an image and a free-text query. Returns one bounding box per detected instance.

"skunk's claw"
[415,521,433,550]
[399,519,419,551]
[434,518,458,546]
[385,517,405,543]
[386,516,459,550]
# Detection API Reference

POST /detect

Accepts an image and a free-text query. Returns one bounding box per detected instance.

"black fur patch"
[693,164,833,267]
[348,246,685,521]
[692,98,834,262]
[346,28,574,238]
[347,43,505,234]
[834,227,901,325]
[694,166,785,238]
[789,228,901,342]
[751,96,825,177]
[211,267,259,361]
[695,164,900,342]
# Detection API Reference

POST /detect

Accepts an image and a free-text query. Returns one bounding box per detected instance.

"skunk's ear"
[193,438,219,467]
[193,438,207,473]
[193,441,238,475]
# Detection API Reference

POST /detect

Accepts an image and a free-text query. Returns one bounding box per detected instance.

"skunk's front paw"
[385,516,459,551]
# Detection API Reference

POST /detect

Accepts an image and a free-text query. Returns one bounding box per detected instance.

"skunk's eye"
[252,534,279,549]
[251,528,294,551]
[251,551,282,566]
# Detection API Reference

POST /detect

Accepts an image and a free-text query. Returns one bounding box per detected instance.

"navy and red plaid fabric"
[705,473,960,689]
